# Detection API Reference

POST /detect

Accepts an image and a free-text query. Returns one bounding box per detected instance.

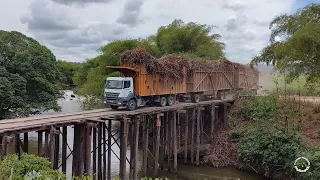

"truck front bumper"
[104,98,127,107]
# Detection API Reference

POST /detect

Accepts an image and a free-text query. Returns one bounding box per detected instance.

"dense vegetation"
[55,60,79,89]
[72,19,225,109]
[0,30,62,119]
[251,4,320,86]
[234,93,320,179]
[0,154,65,179]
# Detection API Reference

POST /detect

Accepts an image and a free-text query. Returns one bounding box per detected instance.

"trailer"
[104,50,259,110]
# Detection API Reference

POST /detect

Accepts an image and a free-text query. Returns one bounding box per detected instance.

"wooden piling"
[119,118,128,180]
[196,107,200,166]
[191,108,195,163]
[2,136,11,158]
[200,109,204,143]
[133,117,140,180]
[92,125,97,179]
[85,123,92,176]
[54,127,60,170]
[184,110,189,163]
[160,114,165,170]
[103,123,107,179]
[62,126,67,174]
[45,130,49,159]
[23,132,28,153]
[107,120,112,180]
[177,112,180,150]
[211,104,215,142]
[173,111,177,172]
[167,112,172,171]
[142,115,148,176]
[129,122,134,180]
[98,123,102,180]
[38,131,43,157]
[49,126,56,169]
[72,124,85,177]
[154,114,161,177]
[15,134,20,157]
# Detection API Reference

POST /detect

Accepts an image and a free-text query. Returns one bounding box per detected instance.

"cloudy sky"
[0,0,316,63]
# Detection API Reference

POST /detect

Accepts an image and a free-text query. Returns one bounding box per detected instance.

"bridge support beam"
[119,118,128,180]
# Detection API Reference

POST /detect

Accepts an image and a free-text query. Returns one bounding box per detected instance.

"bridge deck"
[0,99,233,135]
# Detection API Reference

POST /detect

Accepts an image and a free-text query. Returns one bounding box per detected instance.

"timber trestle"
[0,99,233,179]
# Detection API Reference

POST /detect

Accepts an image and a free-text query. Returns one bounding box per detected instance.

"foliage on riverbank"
[0,153,65,179]
[56,60,80,89]
[232,93,320,180]
[0,30,62,119]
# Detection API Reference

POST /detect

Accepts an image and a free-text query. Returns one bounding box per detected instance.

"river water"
[12,90,266,180]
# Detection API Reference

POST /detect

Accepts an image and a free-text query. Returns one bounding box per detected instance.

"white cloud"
[0,0,296,63]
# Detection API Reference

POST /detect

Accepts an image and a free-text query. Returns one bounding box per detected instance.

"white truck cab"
[104,77,136,110]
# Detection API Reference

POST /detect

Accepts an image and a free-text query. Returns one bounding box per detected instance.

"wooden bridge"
[0,99,233,180]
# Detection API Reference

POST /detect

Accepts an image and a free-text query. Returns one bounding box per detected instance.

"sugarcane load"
[104,48,259,110]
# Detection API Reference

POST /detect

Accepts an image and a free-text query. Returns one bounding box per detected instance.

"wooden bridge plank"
[0,99,234,135]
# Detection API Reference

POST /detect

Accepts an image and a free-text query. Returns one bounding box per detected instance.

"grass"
[259,74,320,96]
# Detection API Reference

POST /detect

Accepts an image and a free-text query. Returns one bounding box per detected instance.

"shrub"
[294,149,320,180]
[0,153,66,179]
[242,94,278,122]
[237,129,301,177]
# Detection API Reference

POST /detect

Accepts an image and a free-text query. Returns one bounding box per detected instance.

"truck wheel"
[160,96,167,107]
[191,94,200,103]
[127,99,137,111]
[110,105,118,110]
[167,96,174,106]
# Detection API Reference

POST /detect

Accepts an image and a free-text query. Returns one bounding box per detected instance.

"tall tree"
[0,30,61,119]
[156,19,225,59]
[251,4,320,83]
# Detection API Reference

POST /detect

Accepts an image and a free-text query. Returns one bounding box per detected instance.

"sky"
[0,0,317,63]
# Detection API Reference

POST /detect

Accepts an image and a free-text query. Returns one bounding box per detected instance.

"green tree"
[251,4,320,84]
[56,60,79,89]
[156,19,225,59]
[0,30,61,119]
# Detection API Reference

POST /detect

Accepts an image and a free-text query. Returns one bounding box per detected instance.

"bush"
[294,149,320,180]
[242,94,278,122]
[0,153,66,179]
[237,129,301,177]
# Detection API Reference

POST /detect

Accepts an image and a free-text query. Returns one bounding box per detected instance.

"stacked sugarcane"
[120,47,253,79]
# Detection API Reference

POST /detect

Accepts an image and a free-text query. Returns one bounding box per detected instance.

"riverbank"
[198,94,320,180]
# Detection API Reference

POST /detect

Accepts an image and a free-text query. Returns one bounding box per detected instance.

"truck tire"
[167,96,174,106]
[191,94,200,103]
[160,96,167,107]
[110,105,118,110]
[127,99,137,111]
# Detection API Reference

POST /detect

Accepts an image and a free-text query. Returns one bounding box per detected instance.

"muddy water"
[11,90,267,180]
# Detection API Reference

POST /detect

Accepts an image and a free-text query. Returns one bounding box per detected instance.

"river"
[11,90,267,180]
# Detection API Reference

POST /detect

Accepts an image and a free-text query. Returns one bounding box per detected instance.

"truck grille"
[105,92,120,100]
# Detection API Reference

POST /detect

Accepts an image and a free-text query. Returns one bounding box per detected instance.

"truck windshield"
[106,80,123,89]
